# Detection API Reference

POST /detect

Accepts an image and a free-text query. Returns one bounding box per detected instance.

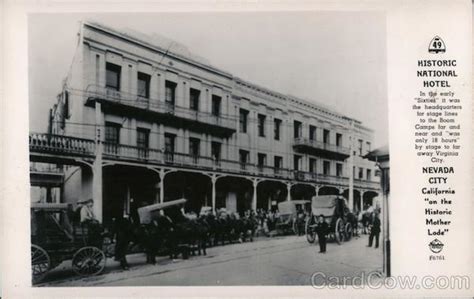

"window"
[95,55,100,85]
[137,128,149,148]
[323,129,330,144]
[293,155,301,171]
[137,128,150,158]
[63,91,70,119]
[258,114,266,137]
[367,169,372,181]
[239,109,249,133]
[164,133,175,162]
[366,141,371,153]
[211,142,221,164]
[274,118,281,140]
[294,121,302,138]
[212,95,221,116]
[137,72,150,98]
[258,153,267,170]
[323,161,331,175]
[309,125,316,141]
[165,81,176,105]
[309,158,317,173]
[189,138,200,163]
[358,167,364,179]
[358,139,363,155]
[190,88,200,111]
[274,156,283,172]
[239,150,249,169]
[105,122,120,154]
[105,123,120,144]
[336,133,342,147]
[336,163,343,177]
[106,63,121,91]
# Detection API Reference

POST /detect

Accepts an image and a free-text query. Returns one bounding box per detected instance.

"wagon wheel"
[72,246,106,276]
[31,244,50,284]
[292,219,299,235]
[305,216,316,244]
[344,223,353,241]
[334,218,345,244]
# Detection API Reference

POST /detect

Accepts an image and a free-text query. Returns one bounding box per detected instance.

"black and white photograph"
[27,12,390,287]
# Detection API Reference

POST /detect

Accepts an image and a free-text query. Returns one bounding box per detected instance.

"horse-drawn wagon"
[275,200,310,235]
[305,195,356,245]
[30,203,112,284]
[137,198,209,260]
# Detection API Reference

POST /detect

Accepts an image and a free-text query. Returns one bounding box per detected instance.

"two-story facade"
[30,21,380,226]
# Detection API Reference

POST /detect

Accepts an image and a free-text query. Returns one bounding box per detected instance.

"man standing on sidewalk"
[113,215,131,270]
[368,212,381,248]
[316,215,328,253]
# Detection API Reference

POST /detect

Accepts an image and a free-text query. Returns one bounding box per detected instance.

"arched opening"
[214,176,253,215]
[103,165,159,227]
[164,171,211,214]
[291,183,316,201]
[363,191,379,210]
[341,189,361,212]
[257,180,286,212]
[318,186,340,196]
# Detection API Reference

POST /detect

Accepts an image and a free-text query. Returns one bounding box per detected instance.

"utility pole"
[92,102,103,222]
[348,120,354,211]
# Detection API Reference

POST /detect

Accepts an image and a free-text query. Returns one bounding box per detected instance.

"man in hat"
[315,215,328,253]
[368,212,381,248]
[79,198,101,247]
[112,215,131,270]
[80,199,97,224]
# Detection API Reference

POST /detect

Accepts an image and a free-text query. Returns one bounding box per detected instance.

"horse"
[240,212,258,242]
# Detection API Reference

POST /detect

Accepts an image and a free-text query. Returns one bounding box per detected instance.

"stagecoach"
[137,198,203,259]
[305,195,355,245]
[137,198,187,224]
[275,200,310,235]
[30,203,113,284]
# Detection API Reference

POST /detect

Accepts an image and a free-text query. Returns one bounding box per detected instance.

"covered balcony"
[29,133,379,191]
[84,85,237,138]
[30,164,65,187]
[293,138,350,160]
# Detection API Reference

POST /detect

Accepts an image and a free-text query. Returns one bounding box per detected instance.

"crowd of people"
[77,199,382,270]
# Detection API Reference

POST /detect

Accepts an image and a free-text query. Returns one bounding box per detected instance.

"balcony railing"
[354,179,381,190]
[85,85,237,133]
[30,133,96,157]
[30,134,379,190]
[293,138,350,159]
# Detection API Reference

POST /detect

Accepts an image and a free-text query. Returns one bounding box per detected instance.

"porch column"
[211,174,217,215]
[360,190,365,212]
[252,179,258,212]
[286,183,292,201]
[93,102,104,223]
[159,169,165,204]
[348,122,355,214]
[154,180,160,204]
[314,185,320,197]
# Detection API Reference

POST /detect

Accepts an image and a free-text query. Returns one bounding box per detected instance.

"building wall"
[51,22,379,193]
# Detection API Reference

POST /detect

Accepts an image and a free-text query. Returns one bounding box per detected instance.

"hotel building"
[30,22,380,225]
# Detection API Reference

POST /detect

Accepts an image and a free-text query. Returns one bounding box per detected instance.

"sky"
[29,12,388,147]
